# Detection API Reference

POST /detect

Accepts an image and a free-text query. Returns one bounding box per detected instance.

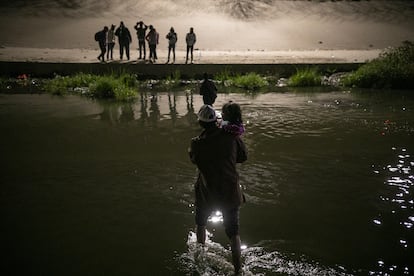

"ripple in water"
[178,231,351,276]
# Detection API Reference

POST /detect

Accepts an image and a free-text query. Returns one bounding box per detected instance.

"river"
[0,90,413,275]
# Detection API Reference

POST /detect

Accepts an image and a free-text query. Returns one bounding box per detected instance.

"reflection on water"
[180,231,350,276]
[370,147,413,275]
[0,91,413,275]
[96,91,197,129]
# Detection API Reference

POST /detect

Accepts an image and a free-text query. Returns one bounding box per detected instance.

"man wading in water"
[189,104,247,274]
[199,73,218,105]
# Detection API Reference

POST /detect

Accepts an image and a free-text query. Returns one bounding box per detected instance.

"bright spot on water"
[399,239,408,248]
[208,211,223,223]
[240,244,247,250]
[373,219,382,225]
[403,221,413,229]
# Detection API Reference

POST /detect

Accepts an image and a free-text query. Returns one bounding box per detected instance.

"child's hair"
[222,101,242,124]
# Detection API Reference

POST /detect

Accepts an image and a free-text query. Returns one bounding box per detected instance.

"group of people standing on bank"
[95,21,197,64]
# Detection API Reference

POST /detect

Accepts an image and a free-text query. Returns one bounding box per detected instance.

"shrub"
[288,67,322,87]
[164,70,182,88]
[89,77,117,98]
[232,72,268,90]
[44,73,138,100]
[343,41,414,89]
[44,75,70,95]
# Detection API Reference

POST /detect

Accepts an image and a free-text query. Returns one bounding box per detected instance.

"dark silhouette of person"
[134,21,148,60]
[115,21,132,60]
[185,27,196,64]
[106,24,116,60]
[168,92,178,125]
[119,103,134,123]
[185,91,198,126]
[199,73,217,105]
[189,104,247,275]
[166,27,177,64]
[149,93,160,126]
[138,92,149,126]
[96,26,108,62]
[146,25,159,63]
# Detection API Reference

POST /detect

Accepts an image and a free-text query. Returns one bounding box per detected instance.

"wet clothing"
[189,126,247,236]
[199,79,217,105]
[115,25,132,60]
[196,206,240,238]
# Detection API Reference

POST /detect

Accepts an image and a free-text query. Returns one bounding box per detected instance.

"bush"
[164,70,182,88]
[232,72,268,90]
[288,67,322,87]
[44,73,138,100]
[343,41,414,89]
[89,77,116,98]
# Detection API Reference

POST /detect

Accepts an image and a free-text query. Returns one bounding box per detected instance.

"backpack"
[94,31,100,41]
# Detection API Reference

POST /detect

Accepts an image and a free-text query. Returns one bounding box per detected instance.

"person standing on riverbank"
[146,25,159,63]
[106,24,115,60]
[134,21,148,60]
[115,21,132,60]
[166,27,177,64]
[199,73,217,105]
[95,26,108,62]
[185,27,196,64]
[189,104,247,275]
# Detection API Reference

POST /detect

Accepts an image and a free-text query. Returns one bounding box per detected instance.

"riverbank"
[0,47,380,78]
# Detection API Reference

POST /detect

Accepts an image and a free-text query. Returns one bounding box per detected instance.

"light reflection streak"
[371,147,413,275]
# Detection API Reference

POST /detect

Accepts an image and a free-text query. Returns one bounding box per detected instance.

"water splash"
[178,231,352,275]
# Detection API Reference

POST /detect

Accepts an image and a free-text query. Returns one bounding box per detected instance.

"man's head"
[197,105,217,128]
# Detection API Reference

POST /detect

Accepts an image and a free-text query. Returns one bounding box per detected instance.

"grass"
[225,72,268,90]
[288,67,322,87]
[44,72,138,100]
[343,40,414,89]
[164,70,182,88]
[5,42,414,95]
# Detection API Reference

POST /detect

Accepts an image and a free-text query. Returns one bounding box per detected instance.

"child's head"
[222,101,242,124]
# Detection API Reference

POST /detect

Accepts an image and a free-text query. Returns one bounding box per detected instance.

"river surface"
[0,90,413,275]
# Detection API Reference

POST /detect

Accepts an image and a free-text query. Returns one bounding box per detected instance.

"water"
[0,90,413,275]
